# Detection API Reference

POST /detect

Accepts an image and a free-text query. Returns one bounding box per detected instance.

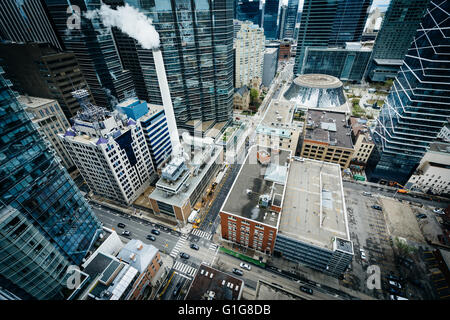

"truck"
[188,210,200,224]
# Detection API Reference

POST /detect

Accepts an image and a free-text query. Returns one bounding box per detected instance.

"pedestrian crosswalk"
[173,261,197,277]
[191,228,212,240]
[170,234,188,259]
[209,243,218,251]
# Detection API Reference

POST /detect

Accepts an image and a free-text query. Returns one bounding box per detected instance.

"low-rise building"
[116,240,165,300]
[406,142,450,195]
[219,145,353,277]
[148,135,223,226]
[18,95,74,170]
[350,117,375,164]
[233,86,250,111]
[279,39,291,61]
[185,264,244,300]
[59,90,153,205]
[300,110,354,169]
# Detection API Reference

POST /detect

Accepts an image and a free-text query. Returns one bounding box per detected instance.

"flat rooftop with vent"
[220,145,291,227]
[185,264,244,300]
[278,157,350,250]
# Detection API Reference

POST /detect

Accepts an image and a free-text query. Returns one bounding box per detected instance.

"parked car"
[416,213,427,219]
[389,280,402,289]
[190,243,199,250]
[146,235,156,241]
[151,229,160,235]
[371,205,382,211]
[360,248,367,260]
[179,252,190,259]
[387,287,401,295]
[433,208,444,214]
[300,286,313,295]
[232,268,243,276]
[389,295,408,300]
[122,230,130,236]
[117,223,126,228]
[239,262,251,271]
[386,274,402,282]
[363,192,372,197]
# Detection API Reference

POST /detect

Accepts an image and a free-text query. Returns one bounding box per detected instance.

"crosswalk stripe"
[191,229,212,240]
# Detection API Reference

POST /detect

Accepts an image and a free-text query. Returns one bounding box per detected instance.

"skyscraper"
[366,0,430,82]
[277,5,287,39]
[0,0,63,50]
[44,0,135,109]
[129,0,234,132]
[236,0,262,27]
[294,0,372,75]
[0,68,102,299]
[282,0,299,40]
[366,0,450,184]
[263,0,280,40]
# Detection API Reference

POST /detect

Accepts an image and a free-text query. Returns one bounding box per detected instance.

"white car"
[360,249,367,260]
[239,262,251,271]
[433,208,444,214]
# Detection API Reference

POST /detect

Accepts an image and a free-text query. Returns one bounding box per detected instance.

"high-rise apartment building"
[263,0,279,40]
[18,95,74,171]
[0,42,93,120]
[366,0,450,184]
[294,0,372,75]
[282,0,299,40]
[0,0,63,50]
[45,0,135,109]
[235,22,265,88]
[128,0,234,133]
[59,90,154,205]
[366,0,429,82]
[236,0,262,26]
[118,98,172,171]
[0,69,102,300]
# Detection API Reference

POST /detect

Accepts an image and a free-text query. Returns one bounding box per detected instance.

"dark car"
[386,274,403,282]
[173,282,182,297]
[371,205,382,211]
[387,287,401,295]
[190,243,199,250]
[117,223,126,228]
[232,268,243,276]
[151,229,160,235]
[416,214,427,219]
[179,252,190,259]
[300,286,313,295]
[146,235,156,241]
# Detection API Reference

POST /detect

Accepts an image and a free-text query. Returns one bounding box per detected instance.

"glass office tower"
[263,0,280,40]
[130,0,234,132]
[0,68,102,299]
[282,0,299,40]
[366,0,450,184]
[236,0,262,27]
[294,0,372,75]
[44,0,135,109]
[366,0,430,82]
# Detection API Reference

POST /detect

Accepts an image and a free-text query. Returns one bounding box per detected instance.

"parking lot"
[342,190,439,300]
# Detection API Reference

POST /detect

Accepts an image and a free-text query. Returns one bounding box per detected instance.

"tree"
[250,88,259,104]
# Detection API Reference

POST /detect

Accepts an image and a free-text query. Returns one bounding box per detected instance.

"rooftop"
[255,280,303,300]
[373,58,404,66]
[185,264,243,300]
[278,158,350,250]
[17,95,55,108]
[294,74,343,89]
[220,145,291,227]
[428,142,450,154]
[116,239,159,274]
[304,110,353,149]
[350,117,374,144]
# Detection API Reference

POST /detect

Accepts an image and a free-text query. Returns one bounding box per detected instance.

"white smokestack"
[85,3,181,153]
[85,3,160,50]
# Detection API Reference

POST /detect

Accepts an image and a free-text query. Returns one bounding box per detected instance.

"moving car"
[173,282,182,297]
[360,248,367,260]
[389,295,408,300]
[239,262,251,271]
[371,205,382,211]
[190,243,199,250]
[117,223,126,228]
[122,230,130,236]
[151,229,160,235]
[387,287,401,295]
[433,208,444,214]
[300,286,313,295]
[232,268,243,276]
[416,213,427,219]
[363,192,372,197]
[146,235,156,241]
[389,280,402,289]
[179,252,190,259]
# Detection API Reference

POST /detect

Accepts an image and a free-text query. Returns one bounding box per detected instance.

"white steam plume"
[85,3,160,50]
